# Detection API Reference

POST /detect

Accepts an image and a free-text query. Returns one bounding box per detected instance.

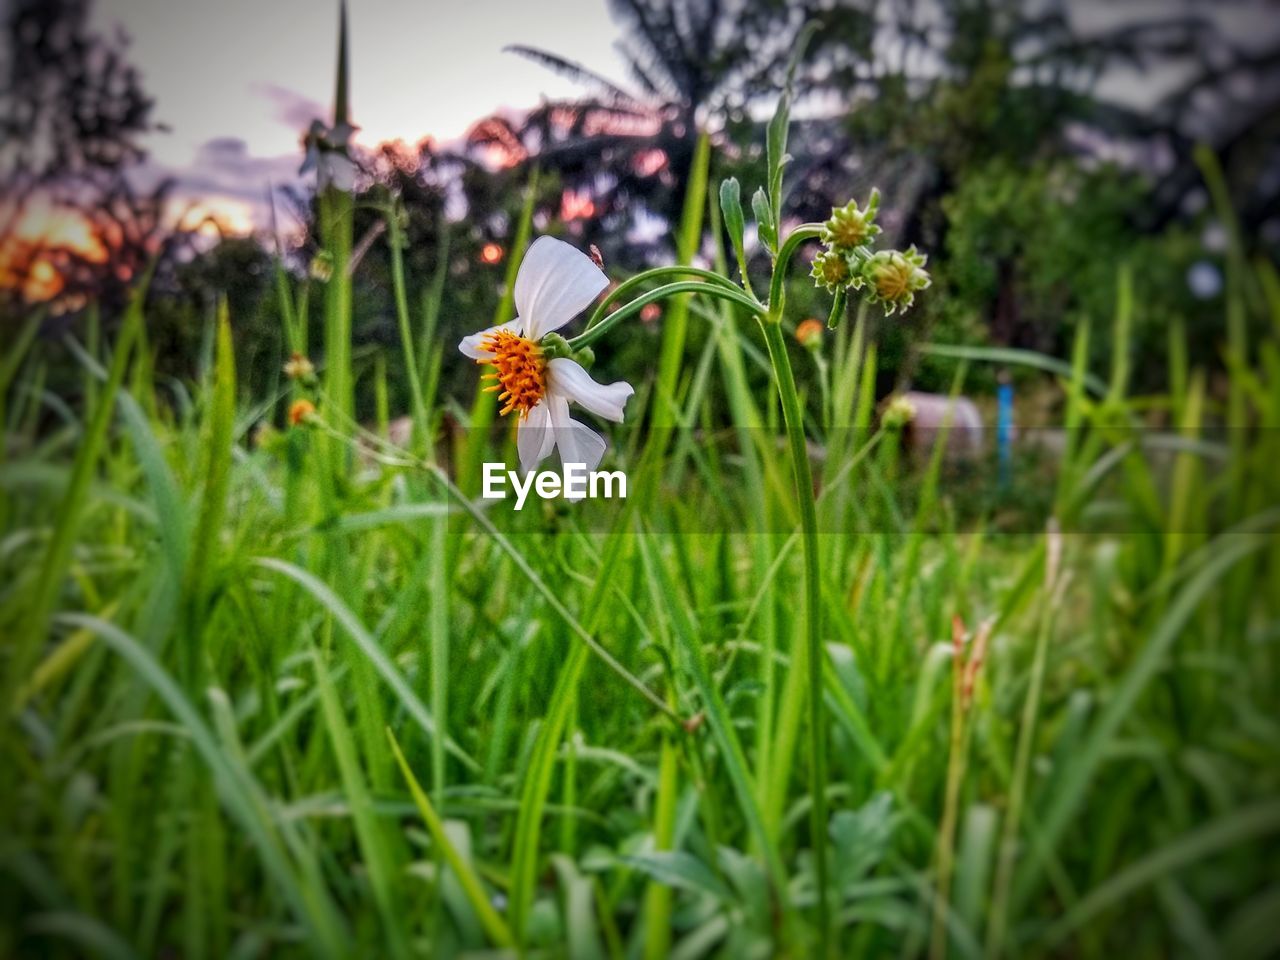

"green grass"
[3,223,1278,956]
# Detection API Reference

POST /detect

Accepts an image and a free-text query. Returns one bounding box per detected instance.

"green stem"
[567,281,762,351]
[384,199,429,446]
[760,314,830,954]
[584,266,750,332]
[768,224,824,315]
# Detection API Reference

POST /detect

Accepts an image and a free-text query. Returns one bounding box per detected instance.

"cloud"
[253,83,329,131]
[129,136,305,235]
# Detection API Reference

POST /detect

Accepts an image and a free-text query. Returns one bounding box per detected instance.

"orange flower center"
[875,262,910,300]
[480,329,546,417]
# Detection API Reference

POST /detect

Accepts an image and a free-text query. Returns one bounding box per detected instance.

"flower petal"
[321,154,358,192]
[547,393,607,483]
[458,319,523,360]
[517,400,555,474]
[515,236,608,340]
[546,358,633,423]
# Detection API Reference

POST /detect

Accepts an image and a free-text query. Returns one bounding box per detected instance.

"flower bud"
[882,394,917,431]
[821,189,881,252]
[283,351,316,382]
[288,399,316,427]
[539,331,572,359]
[309,251,334,283]
[862,245,931,316]
[795,318,825,349]
[810,248,855,293]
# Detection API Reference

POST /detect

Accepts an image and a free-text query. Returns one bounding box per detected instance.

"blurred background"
[3,0,1278,415]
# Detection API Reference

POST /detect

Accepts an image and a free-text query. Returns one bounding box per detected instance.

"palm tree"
[469,0,851,264]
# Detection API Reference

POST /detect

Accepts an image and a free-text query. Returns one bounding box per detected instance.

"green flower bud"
[882,394,917,431]
[572,346,595,368]
[539,332,572,359]
[862,245,931,316]
[810,247,855,293]
[309,250,334,283]
[821,189,882,252]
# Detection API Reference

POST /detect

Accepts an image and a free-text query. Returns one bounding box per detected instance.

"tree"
[0,0,164,310]
[473,0,865,265]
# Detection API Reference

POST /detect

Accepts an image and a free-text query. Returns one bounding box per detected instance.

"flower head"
[882,394,917,430]
[283,352,316,382]
[309,251,334,283]
[821,190,881,252]
[810,248,855,293]
[863,245,931,316]
[459,236,634,484]
[288,398,316,427]
[795,318,825,349]
[300,119,358,192]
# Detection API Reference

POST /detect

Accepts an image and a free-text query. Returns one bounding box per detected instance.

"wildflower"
[459,236,634,475]
[288,399,316,427]
[795,318,824,349]
[810,248,854,293]
[862,245,931,315]
[882,394,917,430]
[309,250,334,283]
[300,119,358,192]
[821,190,881,252]
[283,352,316,382]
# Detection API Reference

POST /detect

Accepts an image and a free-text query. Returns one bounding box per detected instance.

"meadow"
[4,29,1280,960]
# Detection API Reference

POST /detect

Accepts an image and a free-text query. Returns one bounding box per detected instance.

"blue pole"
[997,377,1013,490]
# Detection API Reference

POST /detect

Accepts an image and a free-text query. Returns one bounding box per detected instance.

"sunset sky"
[91,0,635,231]
[60,0,1280,239]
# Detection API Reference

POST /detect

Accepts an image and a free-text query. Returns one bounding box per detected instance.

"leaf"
[765,21,818,237]
[61,614,348,956]
[1015,533,1266,909]
[716,846,769,920]
[752,187,776,255]
[620,851,734,904]
[510,646,589,944]
[635,531,791,917]
[387,728,515,949]
[551,854,608,960]
[1041,803,1280,949]
[830,791,896,888]
[718,178,748,283]
[252,557,479,772]
[182,298,236,628]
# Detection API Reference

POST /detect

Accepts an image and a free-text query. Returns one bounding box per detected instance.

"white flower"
[459,236,634,479]
[300,119,358,192]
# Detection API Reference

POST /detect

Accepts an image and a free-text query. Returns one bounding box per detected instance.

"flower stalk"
[760,302,832,949]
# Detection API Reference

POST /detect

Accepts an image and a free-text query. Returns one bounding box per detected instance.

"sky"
[92,0,635,231]
[68,0,1280,238]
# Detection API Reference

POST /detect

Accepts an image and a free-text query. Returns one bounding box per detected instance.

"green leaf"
[752,187,776,255]
[830,791,895,888]
[62,614,348,957]
[252,557,479,772]
[765,21,817,239]
[5,279,143,715]
[387,728,515,949]
[1042,803,1280,949]
[551,854,608,960]
[718,177,748,284]
[182,299,236,635]
[621,851,734,904]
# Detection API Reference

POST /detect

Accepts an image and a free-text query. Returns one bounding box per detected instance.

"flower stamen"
[479,329,546,417]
